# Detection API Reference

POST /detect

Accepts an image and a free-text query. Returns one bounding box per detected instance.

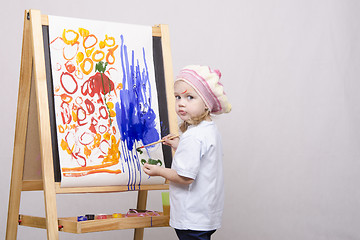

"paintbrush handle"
[138,134,179,149]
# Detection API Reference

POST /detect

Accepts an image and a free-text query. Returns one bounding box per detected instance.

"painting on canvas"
[48,16,165,188]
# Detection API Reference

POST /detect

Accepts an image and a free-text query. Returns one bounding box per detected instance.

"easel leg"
[6,10,33,240]
[29,9,59,240]
[134,190,148,240]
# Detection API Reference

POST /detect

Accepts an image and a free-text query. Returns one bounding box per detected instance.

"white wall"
[1,0,360,239]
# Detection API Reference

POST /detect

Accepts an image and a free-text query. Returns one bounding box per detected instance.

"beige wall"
[1,0,360,239]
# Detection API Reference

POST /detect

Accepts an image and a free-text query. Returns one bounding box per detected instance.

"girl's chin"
[179,116,190,121]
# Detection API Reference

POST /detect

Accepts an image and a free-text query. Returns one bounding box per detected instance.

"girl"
[143,65,231,240]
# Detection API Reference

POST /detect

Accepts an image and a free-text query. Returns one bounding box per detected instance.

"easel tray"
[19,214,170,233]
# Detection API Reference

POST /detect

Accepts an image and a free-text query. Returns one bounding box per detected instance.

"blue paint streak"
[115,35,160,188]
[115,35,159,151]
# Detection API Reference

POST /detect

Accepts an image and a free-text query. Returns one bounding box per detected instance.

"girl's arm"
[143,163,194,185]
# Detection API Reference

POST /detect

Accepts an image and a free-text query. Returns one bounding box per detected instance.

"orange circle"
[62,29,79,45]
[92,50,105,62]
[83,34,98,49]
[80,58,93,75]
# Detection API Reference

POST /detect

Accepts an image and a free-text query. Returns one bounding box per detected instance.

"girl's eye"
[175,95,181,100]
[187,95,194,100]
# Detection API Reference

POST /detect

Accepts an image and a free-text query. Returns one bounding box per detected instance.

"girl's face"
[174,80,208,122]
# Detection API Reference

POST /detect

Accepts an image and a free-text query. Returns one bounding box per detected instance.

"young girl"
[143,65,231,240]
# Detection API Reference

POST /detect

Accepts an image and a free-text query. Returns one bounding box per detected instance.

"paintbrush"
[136,134,179,150]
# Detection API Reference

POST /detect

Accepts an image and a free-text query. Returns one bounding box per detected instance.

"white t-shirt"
[169,120,224,231]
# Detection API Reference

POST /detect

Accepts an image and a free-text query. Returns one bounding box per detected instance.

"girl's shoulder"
[186,120,214,131]
[183,121,218,140]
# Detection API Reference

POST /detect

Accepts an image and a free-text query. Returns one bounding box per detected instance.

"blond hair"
[179,109,211,132]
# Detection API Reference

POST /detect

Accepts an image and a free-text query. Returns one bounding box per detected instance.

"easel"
[6,9,177,240]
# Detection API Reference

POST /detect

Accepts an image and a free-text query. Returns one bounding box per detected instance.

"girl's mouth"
[178,110,187,116]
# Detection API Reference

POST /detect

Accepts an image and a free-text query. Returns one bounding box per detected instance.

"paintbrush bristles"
[137,134,179,150]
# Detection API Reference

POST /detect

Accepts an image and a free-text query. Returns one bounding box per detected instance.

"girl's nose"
[178,99,185,107]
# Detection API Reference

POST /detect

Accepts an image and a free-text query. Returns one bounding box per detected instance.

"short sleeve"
[172,134,202,180]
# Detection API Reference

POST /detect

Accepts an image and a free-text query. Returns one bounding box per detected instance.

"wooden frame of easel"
[6,9,177,240]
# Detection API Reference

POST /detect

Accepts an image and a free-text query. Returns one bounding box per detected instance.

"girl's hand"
[143,163,162,176]
[162,134,179,150]
[143,163,194,185]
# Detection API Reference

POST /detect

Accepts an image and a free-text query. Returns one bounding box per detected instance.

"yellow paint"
[79,28,89,38]
[99,40,106,49]
[76,51,84,65]
[60,139,72,155]
[92,50,105,62]
[102,135,120,164]
[86,47,95,57]
[62,29,79,45]
[103,132,111,141]
[104,35,115,47]
[84,145,91,158]
[71,110,77,122]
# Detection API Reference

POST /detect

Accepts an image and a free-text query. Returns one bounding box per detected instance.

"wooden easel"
[6,9,177,240]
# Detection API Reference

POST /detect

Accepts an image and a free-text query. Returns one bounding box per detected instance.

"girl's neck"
[204,115,212,122]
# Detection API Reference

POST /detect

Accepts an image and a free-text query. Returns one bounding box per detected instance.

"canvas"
[48,16,165,188]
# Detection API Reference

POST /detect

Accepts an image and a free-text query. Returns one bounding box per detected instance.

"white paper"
[48,15,165,188]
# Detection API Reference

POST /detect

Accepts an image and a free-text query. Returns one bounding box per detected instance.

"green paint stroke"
[95,61,112,126]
